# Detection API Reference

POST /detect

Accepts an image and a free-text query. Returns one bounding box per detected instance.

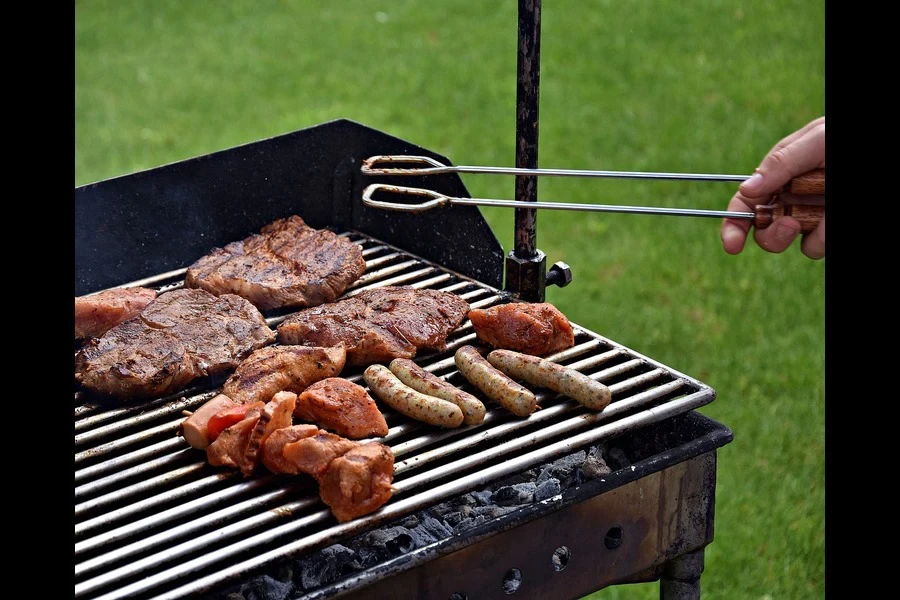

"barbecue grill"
[74,3,734,598]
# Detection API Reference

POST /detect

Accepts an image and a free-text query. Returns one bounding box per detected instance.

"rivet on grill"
[502,568,523,594]
[605,526,624,549]
[448,593,468,600]
[552,546,571,571]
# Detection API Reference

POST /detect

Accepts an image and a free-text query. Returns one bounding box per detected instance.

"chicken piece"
[178,394,240,450]
[206,408,262,469]
[467,302,575,356]
[280,431,360,478]
[206,401,266,441]
[239,391,297,476]
[317,442,395,523]
[75,287,158,340]
[260,424,320,475]
[222,345,346,405]
[295,378,389,439]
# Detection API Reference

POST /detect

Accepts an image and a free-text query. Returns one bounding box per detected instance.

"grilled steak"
[74,288,275,400]
[295,378,389,439]
[74,286,158,340]
[221,345,347,405]
[277,286,470,366]
[468,302,575,356]
[184,215,366,311]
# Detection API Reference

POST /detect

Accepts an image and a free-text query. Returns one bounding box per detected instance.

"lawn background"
[75,1,826,599]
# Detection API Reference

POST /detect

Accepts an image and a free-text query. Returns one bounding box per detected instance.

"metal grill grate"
[74,229,716,600]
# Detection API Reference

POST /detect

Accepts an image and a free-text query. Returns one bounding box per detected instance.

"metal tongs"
[360,155,825,233]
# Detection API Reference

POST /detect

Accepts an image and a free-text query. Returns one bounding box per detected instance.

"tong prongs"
[362,184,454,212]
[361,155,455,176]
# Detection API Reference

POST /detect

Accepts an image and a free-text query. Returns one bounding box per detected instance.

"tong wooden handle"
[777,168,825,195]
[753,203,825,233]
[753,169,825,233]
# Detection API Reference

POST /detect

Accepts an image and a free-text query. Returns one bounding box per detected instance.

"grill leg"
[659,548,705,600]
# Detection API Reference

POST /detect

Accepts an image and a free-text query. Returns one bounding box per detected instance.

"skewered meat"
[260,424,320,475]
[240,391,297,476]
[74,286,158,340]
[74,289,275,400]
[280,431,361,477]
[295,378,389,439]
[206,408,262,469]
[179,394,242,450]
[221,345,347,405]
[185,215,366,311]
[468,302,575,356]
[277,286,469,366]
[317,443,395,523]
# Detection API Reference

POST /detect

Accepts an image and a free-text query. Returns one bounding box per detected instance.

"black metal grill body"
[74,121,733,600]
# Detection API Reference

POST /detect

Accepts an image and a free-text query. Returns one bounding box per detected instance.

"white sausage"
[389,358,486,426]
[487,349,611,411]
[363,364,464,428]
[454,345,537,417]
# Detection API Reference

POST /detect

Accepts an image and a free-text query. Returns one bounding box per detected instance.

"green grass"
[75,1,825,598]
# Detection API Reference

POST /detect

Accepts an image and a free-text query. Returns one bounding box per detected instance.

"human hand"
[721,117,825,259]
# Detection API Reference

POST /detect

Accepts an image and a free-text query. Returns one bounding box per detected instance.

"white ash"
[203,444,628,600]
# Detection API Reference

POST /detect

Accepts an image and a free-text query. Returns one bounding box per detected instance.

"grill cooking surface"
[74,229,716,600]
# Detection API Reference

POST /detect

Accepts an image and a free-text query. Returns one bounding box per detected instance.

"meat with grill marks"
[74,288,275,400]
[75,287,159,340]
[185,215,366,311]
[277,286,470,366]
[221,344,347,405]
[295,378,389,439]
[317,442,395,523]
[468,302,575,356]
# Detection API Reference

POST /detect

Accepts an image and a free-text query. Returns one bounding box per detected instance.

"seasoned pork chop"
[317,442,394,523]
[75,287,158,340]
[296,378,389,439]
[74,289,275,400]
[468,302,575,356]
[185,215,366,311]
[277,286,469,366]
[221,344,347,405]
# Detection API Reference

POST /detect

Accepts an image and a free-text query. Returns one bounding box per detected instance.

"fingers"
[752,216,803,254]
[738,117,826,200]
[722,117,825,258]
[800,215,825,259]
[721,190,756,254]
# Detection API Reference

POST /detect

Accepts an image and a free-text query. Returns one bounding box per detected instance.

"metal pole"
[514,0,541,259]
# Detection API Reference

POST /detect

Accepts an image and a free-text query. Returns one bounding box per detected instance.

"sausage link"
[389,358,486,426]
[454,345,537,417]
[363,364,464,428]
[487,349,612,411]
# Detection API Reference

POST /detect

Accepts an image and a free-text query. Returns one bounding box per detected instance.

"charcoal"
[536,451,586,487]
[472,505,517,519]
[300,544,356,591]
[535,478,562,501]
[581,446,612,479]
[421,515,454,539]
[362,527,414,558]
[238,574,294,600]
[607,447,631,470]
[472,490,494,506]
[400,515,421,529]
[408,524,438,546]
[493,482,536,506]
[456,514,489,531]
